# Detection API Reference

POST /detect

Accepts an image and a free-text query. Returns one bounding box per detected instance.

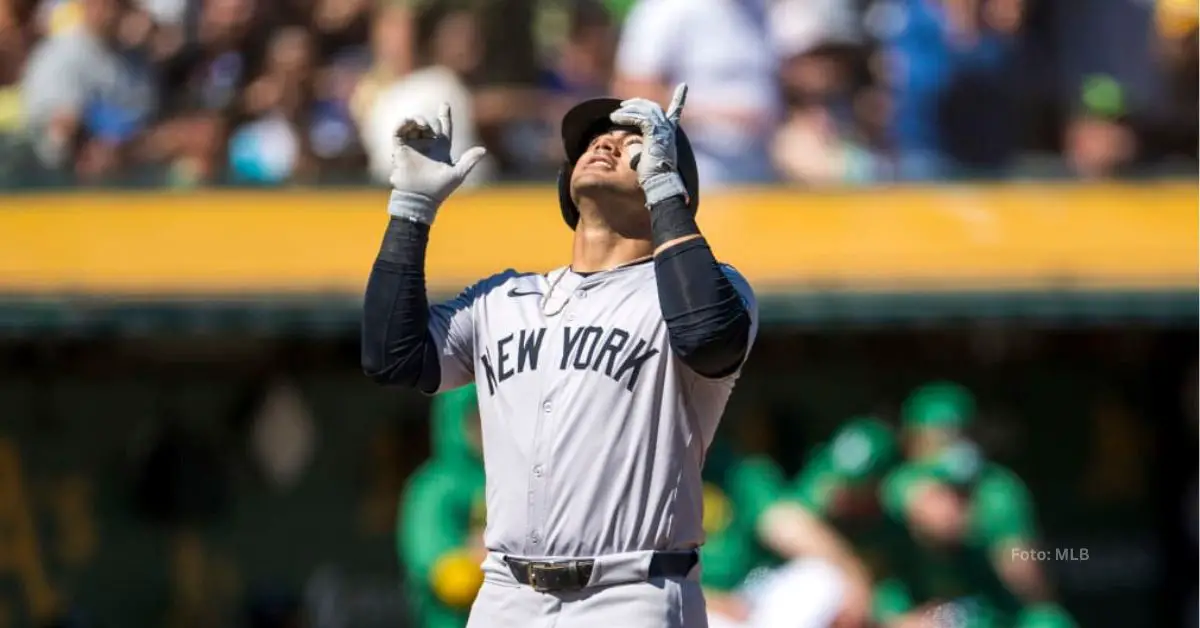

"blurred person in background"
[753,417,904,628]
[350,2,415,136]
[361,2,494,187]
[879,440,1076,628]
[0,0,36,136]
[20,0,160,180]
[874,382,1077,628]
[468,0,545,169]
[397,384,487,628]
[1030,0,1183,180]
[1035,0,1195,174]
[540,1,618,121]
[1155,0,1197,103]
[896,382,1049,602]
[0,0,36,182]
[305,0,371,61]
[696,429,788,628]
[872,0,1026,181]
[770,0,888,186]
[533,0,618,174]
[375,0,542,177]
[228,25,319,183]
[303,48,370,180]
[126,0,189,62]
[1155,0,1198,62]
[1151,0,1197,164]
[148,0,260,185]
[34,0,83,34]
[1060,75,1137,181]
[613,0,780,185]
[299,0,375,179]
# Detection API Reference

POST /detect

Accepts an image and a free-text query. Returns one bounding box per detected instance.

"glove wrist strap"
[642,172,688,207]
[388,189,440,225]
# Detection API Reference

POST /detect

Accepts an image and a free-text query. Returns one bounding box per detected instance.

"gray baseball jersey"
[429,259,758,559]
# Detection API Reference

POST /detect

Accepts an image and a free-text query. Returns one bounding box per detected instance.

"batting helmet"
[557,97,700,230]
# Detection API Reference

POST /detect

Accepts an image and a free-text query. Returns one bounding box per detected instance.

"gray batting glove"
[608,83,689,207]
[387,102,487,225]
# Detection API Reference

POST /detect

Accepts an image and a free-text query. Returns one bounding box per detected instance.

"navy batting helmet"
[557,97,700,230]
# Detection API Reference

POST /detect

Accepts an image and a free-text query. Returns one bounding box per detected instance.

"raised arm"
[649,199,755,378]
[361,104,487,392]
[608,85,757,378]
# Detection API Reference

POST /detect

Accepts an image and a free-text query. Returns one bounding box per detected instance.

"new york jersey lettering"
[481,325,659,395]
[480,327,547,395]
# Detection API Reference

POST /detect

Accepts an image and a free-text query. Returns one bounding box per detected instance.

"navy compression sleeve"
[650,195,753,378]
[361,217,442,392]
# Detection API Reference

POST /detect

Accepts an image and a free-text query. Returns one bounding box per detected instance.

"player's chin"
[573,169,617,189]
[572,173,642,199]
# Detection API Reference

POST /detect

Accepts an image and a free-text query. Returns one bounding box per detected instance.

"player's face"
[909,482,968,545]
[570,128,645,203]
[905,427,955,460]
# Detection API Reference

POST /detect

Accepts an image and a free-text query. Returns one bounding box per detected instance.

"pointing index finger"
[666,83,688,125]
[437,102,453,139]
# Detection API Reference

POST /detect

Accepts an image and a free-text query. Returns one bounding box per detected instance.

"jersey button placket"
[528,399,553,552]
[529,462,546,546]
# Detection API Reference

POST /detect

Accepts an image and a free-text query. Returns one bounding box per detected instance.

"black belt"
[504,551,698,592]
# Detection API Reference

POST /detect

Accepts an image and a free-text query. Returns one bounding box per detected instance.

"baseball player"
[877,383,1078,628]
[362,83,758,628]
[397,384,487,628]
[754,417,906,628]
[896,382,1054,605]
[696,437,788,628]
[879,438,1078,628]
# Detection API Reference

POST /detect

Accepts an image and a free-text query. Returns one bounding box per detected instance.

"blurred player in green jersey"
[874,382,1077,628]
[397,385,487,628]
[755,417,907,628]
[700,437,790,628]
[700,413,894,628]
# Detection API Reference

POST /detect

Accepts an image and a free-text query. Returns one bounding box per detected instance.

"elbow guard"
[668,308,752,378]
[655,237,753,378]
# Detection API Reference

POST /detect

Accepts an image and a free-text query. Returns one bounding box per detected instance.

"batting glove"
[609,83,689,207]
[387,102,487,225]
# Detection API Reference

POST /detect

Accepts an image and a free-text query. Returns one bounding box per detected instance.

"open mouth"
[582,154,617,170]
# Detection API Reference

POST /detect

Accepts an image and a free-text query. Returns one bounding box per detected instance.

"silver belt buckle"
[528,561,571,592]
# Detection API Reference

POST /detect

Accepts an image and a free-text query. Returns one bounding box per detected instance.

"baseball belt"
[504,550,698,592]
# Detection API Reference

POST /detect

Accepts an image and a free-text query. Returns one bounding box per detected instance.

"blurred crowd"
[0,0,1194,189]
[405,380,1082,628]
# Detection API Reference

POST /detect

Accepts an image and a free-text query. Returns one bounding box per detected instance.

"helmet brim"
[560,97,626,165]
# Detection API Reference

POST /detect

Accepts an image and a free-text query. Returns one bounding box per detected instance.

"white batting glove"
[608,83,689,206]
[387,102,487,225]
